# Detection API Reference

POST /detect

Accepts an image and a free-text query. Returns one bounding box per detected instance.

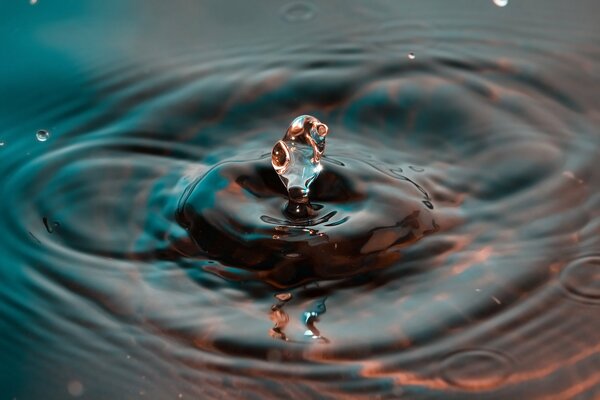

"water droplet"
[67,381,83,397]
[408,52,416,60]
[272,115,328,205]
[440,349,512,389]
[36,129,50,142]
[493,0,508,7]
[281,2,316,22]
[559,257,600,303]
[43,217,60,233]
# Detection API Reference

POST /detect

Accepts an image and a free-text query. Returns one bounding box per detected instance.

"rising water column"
[271,115,328,218]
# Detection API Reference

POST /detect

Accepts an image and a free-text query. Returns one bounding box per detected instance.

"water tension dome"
[175,114,437,288]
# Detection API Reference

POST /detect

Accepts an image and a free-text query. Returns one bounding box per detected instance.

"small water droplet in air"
[408,52,416,60]
[42,217,60,233]
[36,129,50,142]
[493,0,508,7]
[281,2,316,22]
[67,381,83,397]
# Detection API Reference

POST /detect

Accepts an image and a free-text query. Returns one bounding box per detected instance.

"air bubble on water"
[408,52,416,60]
[36,129,50,142]
[493,0,508,7]
[281,2,316,22]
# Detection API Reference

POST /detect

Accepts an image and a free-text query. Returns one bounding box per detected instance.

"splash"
[272,115,328,217]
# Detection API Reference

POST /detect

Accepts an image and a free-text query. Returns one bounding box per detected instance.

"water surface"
[1,1,599,399]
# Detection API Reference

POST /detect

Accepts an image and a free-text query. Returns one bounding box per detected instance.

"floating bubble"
[281,2,316,22]
[493,0,508,7]
[559,257,600,303]
[440,349,513,389]
[36,129,50,142]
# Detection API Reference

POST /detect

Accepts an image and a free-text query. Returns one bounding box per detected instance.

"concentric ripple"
[1,3,599,399]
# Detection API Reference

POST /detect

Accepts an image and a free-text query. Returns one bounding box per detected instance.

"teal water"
[1,1,599,399]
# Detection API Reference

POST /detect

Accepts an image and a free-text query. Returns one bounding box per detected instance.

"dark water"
[1,1,599,399]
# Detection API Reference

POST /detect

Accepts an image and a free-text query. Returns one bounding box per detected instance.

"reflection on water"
[0,1,599,399]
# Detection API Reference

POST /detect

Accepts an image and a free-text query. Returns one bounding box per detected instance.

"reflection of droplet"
[559,258,600,303]
[36,129,50,142]
[302,298,329,343]
[275,293,292,302]
[408,52,416,60]
[281,2,316,22]
[440,349,512,389]
[493,0,508,7]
